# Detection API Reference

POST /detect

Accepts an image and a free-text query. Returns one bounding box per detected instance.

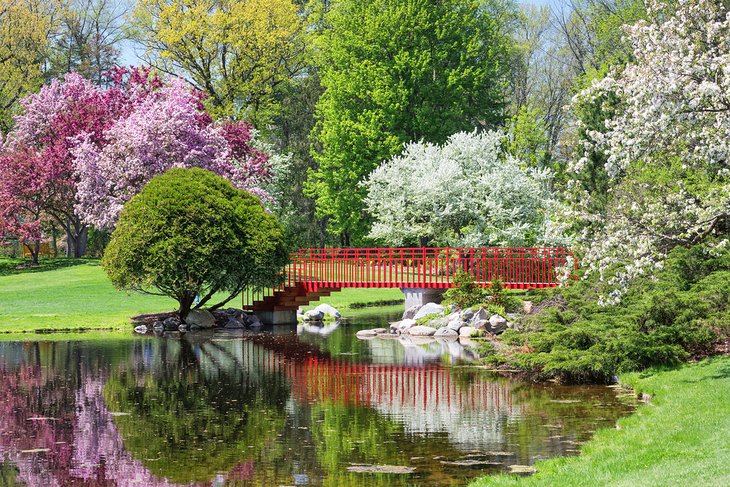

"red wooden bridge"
[243,247,576,314]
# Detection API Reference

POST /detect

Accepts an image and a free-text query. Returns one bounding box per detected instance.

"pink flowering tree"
[0,148,47,263]
[74,79,272,230]
[0,67,273,257]
[2,72,123,257]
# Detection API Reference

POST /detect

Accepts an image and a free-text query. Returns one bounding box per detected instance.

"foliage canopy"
[307,0,514,242]
[102,168,288,319]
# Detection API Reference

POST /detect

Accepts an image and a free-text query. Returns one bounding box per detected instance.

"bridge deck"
[244,247,576,311]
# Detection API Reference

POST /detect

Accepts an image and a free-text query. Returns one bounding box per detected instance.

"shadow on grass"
[674,356,730,384]
[0,257,98,277]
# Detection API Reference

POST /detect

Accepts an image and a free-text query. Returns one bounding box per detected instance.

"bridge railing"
[242,247,577,309]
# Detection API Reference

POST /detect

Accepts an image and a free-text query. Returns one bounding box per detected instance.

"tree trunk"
[24,241,40,265]
[178,293,196,322]
[51,226,58,257]
[74,226,88,258]
[66,227,73,257]
[64,217,88,258]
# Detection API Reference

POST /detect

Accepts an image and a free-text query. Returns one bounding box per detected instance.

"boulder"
[407,325,437,337]
[488,315,508,333]
[434,327,458,338]
[303,310,325,322]
[390,318,417,334]
[522,300,534,315]
[459,326,477,337]
[413,303,445,321]
[313,303,341,319]
[185,310,215,329]
[224,318,245,329]
[356,329,378,338]
[163,317,181,331]
[460,308,475,322]
[402,304,422,320]
[134,325,149,334]
[152,321,164,332]
[426,314,451,328]
[472,319,489,331]
[247,314,263,326]
[447,319,465,332]
[178,324,188,332]
[470,307,489,325]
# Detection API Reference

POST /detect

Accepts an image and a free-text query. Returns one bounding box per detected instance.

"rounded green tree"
[102,167,288,319]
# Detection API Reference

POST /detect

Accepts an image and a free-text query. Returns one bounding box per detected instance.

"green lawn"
[470,357,730,487]
[0,258,177,332]
[0,257,405,333]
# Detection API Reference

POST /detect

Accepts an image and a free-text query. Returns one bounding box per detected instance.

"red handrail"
[243,247,576,310]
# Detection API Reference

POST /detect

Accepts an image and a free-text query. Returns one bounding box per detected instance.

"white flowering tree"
[570,0,730,302]
[363,131,565,247]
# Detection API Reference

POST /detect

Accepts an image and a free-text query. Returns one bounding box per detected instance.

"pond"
[0,310,635,486]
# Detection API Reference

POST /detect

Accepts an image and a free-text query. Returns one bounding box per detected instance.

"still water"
[0,311,634,486]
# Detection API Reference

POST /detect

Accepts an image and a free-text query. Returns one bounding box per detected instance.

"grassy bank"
[0,257,405,334]
[471,356,730,486]
[0,258,177,332]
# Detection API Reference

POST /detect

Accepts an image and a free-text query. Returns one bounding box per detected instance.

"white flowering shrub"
[569,0,730,302]
[363,131,565,247]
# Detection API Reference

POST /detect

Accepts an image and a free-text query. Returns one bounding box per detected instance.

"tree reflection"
[103,336,290,483]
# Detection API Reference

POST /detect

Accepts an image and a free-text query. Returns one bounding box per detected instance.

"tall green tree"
[131,0,305,123]
[306,0,514,243]
[0,0,53,132]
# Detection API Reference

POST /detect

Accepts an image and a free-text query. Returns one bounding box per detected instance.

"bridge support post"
[401,288,445,309]
[257,309,297,326]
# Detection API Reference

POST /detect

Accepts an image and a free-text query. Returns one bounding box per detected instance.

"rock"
[224,318,245,329]
[304,310,325,322]
[134,325,149,334]
[222,308,240,316]
[163,317,181,331]
[407,325,437,337]
[313,303,341,319]
[152,320,164,332]
[488,315,508,333]
[470,307,489,325]
[447,319,465,332]
[472,319,489,331]
[508,465,536,474]
[372,328,387,334]
[390,318,417,334]
[413,303,445,321]
[449,303,459,313]
[185,309,215,329]
[356,329,378,338]
[402,304,422,320]
[460,308,475,322]
[434,327,458,338]
[178,324,188,332]
[459,326,478,337]
[522,300,534,315]
[247,314,263,327]
[427,315,451,328]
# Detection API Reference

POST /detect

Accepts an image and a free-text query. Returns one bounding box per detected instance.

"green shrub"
[102,168,288,320]
[486,276,522,312]
[488,244,727,383]
[443,270,485,309]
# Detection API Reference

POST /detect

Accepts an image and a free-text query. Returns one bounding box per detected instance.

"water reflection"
[0,318,634,486]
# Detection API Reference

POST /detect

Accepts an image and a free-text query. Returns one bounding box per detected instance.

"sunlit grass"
[470,356,730,487]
